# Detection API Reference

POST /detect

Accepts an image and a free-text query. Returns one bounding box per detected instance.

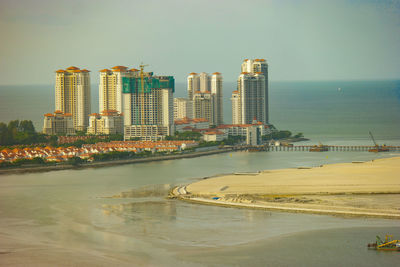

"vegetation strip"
[0,148,232,175]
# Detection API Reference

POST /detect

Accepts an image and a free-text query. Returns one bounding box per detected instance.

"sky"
[0,0,399,85]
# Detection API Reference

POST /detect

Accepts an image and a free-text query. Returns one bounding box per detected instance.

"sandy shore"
[172,157,400,219]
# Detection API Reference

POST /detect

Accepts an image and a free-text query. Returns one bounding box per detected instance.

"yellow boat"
[368,235,400,251]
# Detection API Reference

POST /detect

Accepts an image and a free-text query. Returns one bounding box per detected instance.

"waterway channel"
[0,149,399,266]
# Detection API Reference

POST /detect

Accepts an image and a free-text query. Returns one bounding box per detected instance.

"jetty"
[233,145,400,152]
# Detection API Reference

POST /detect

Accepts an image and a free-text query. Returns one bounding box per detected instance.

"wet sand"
[175,157,400,218]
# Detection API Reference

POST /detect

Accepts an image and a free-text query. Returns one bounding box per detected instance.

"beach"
[174,157,400,218]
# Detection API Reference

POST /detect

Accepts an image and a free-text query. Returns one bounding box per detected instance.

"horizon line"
[0,78,399,87]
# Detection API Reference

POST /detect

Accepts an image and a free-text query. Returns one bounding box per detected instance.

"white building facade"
[174,97,193,120]
[55,67,91,131]
[43,111,75,135]
[240,59,269,124]
[174,118,209,132]
[187,72,223,126]
[87,110,123,135]
[99,66,139,115]
[232,72,265,125]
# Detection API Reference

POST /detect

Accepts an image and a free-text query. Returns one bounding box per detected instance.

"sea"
[0,80,400,266]
[1,80,400,142]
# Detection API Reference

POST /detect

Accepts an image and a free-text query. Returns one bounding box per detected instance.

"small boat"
[310,142,329,152]
[368,235,400,251]
[368,145,390,153]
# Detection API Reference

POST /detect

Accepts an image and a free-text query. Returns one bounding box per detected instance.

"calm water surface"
[1,80,400,265]
[1,151,399,266]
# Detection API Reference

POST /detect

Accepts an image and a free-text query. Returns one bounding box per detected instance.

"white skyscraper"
[54,66,91,131]
[232,68,266,125]
[193,91,213,124]
[240,59,269,123]
[231,90,240,124]
[99,66,139,115]
[187,72,200,101]
[199,72,210,92]
[188,72,223,126]
[211,72,223,125]
[232,59,268,125]
[174,97,193,120]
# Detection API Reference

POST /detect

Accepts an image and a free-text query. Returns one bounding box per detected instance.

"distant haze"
[0,0,399,85]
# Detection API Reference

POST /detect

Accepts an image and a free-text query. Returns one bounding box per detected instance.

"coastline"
[171,156,400,219]
[0,148,232,175]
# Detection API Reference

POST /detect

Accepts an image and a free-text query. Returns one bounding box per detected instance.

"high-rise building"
[231,90,240,124]
[99,66,139,115]
[123,73,175,141]
[211,72,223,125]
[193,91,213,124]
[232,59,268,125]
[174,97,193,120]
[187,72,200,101]
[199,72,210,92]
[240,59,269,123]
[232,71,265,124]
[55,66,91,131]
[188,72,223,126]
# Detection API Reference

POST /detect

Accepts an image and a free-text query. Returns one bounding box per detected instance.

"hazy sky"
[0,0,399,85]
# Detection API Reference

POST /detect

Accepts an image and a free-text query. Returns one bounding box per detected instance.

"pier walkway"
[233,145,400,152]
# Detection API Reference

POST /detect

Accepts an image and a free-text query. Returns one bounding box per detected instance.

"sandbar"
[173,157,400,218]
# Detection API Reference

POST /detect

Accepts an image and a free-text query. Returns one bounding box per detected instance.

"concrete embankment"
[0,148,232,175]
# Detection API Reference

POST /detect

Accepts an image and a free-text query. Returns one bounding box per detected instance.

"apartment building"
[54,66,91,131]
[123,73,175,141]
[87,110,123,135]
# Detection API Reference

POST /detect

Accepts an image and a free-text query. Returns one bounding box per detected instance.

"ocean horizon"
[1,79,399,142]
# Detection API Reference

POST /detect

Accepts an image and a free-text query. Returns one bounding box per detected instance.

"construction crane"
[139,63,148,138]
[368,131,389,152]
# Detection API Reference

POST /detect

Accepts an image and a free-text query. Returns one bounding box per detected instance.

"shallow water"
[0,150,399,266]
[1,80,400,265]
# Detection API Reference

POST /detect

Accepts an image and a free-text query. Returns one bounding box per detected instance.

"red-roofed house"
[174,117,209,132]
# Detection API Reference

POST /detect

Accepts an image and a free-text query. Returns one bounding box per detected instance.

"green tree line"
[262,131,304,140]
[0,120,47,145]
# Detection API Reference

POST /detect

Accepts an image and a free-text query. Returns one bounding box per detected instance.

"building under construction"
[123,70,175,141]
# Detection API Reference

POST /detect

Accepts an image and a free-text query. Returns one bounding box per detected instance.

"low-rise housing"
[87,110,123,135]
[0,140,199,163]
[175,117,209,132]
[58,135,108,144]
[215,119,270,145]
[43,111,75,135]
[203,130,227,142]
[216,119,271,137]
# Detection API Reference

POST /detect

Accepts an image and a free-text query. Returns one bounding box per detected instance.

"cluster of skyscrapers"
[43,58,269,142]
[174,72,223,126]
